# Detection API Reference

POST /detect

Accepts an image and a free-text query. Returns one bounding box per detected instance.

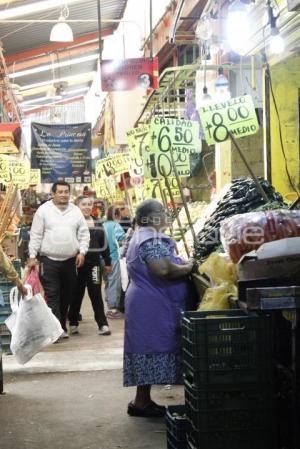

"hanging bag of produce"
[5,286,63,364]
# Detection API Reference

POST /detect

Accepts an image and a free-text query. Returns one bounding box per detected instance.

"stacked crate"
[0,260,21,354]
[165,405,190,449]
[181,310,276,449]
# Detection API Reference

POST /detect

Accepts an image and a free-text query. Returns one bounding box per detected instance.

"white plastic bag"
[5,286,63,364]
[120,258,129,291]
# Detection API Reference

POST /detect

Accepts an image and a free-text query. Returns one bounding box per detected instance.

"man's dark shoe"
[127,401,165,418]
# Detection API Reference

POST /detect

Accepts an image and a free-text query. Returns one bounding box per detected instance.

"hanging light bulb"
[50,4,73,42]
[195,15,213,41]
[214,67,231,102]
[201,86,212,106]
[267,1,284,54]
[226,0,251,55]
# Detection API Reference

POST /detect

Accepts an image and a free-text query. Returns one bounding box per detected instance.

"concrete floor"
[0,298,184,449]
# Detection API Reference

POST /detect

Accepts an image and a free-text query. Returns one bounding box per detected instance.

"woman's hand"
[18,283,28,297]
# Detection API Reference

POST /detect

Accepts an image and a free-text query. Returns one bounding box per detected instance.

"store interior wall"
[269,54,300,197]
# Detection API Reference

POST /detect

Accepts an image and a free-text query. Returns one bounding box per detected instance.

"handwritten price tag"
[198,95,259,145]
[29,169,41,186]
[9,159,30,189]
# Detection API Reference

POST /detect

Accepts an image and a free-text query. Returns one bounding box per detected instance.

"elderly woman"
[123,199,195,418]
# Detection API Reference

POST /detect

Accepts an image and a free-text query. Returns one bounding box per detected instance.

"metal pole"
[229,132,269,203]
[158,179,178,254]
[97,0,102,63]
[149,0,153,59]
[162,167,190,258]
[169,149,197,244]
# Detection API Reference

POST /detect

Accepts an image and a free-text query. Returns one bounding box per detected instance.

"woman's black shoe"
[127,401,165,417]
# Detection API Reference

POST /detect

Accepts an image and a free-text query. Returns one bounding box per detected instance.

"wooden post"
[168,148,197,244]
[158,179,179,254]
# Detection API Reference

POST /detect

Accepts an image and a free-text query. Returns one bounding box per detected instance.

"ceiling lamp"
[50,4,73,42]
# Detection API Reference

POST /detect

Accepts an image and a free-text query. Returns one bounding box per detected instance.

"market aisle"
[1,298,184,449]
[3,295,124,374]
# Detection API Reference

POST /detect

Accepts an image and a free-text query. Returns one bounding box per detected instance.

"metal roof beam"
[4,29,113,65]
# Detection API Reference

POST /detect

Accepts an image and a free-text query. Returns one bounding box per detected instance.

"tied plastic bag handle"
[9,284,33,312]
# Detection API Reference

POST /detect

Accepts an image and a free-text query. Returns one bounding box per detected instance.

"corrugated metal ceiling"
[0,0,127,110]
[0,0,126,55]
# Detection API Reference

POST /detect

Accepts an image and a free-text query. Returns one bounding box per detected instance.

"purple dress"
[123,227,190,387]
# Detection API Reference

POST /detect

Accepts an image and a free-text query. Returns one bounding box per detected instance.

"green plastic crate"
[182,310,272,386]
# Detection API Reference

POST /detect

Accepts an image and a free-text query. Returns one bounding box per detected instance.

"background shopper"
[103,205,125,319]
[68,196,112,336]
[28,181,90,337]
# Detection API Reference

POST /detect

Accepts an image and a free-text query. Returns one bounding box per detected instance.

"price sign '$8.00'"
[0,156,11,185]
[198,95,259,145]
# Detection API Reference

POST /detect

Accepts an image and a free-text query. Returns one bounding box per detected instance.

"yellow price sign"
[96,153,132,178]
[29,169,41,186]
[144,177,181,200]
[9,159,30,189]
[198,95,259,145]
[126,125,149,177]
[0,156,11,185]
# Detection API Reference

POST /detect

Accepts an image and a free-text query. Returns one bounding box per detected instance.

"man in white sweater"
[28,181,90,337]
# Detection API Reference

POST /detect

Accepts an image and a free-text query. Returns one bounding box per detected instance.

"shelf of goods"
[181,310,275,449]
[175,177,285,260]
[0,260,21,354]
[172,202,208,242]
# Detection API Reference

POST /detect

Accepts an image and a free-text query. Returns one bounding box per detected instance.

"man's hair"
[107,205,121,221]
[135,199,163,227]
[75,195,93,206]
[51,181,71,193]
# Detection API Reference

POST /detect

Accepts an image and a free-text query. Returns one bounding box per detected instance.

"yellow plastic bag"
[199,253,237,286]
[198,282,238,311]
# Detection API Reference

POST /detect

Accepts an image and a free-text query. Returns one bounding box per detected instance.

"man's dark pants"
[39,256,77,331]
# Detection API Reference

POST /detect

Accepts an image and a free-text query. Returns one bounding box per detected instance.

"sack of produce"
[221,210,300,263]
[194,177,284,261]
[199,252,237,286]
[198,282,238,311]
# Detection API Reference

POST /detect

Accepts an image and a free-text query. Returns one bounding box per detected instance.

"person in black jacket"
[68,196,112,336]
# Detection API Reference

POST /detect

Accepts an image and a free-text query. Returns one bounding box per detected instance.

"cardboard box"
[238,237,300,281]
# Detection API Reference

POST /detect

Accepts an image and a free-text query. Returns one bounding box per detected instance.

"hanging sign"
[101,57,159,91]
[0,156,11,185]
[126,124,149,177]
[31,123,92,184]
[29,169,41,186]
[96,153,131,178]
[9,159,30,189]
[144,117,202,179]
[198,95,259,145]
[92,178,116,200]
[144,177,181,200]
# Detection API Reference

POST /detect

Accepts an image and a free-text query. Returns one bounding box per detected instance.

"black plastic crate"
[167,433,187,449]
[182,310,272,386]
[184,377,274,432]
[187,428,275,449]
[166,405,190,445]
